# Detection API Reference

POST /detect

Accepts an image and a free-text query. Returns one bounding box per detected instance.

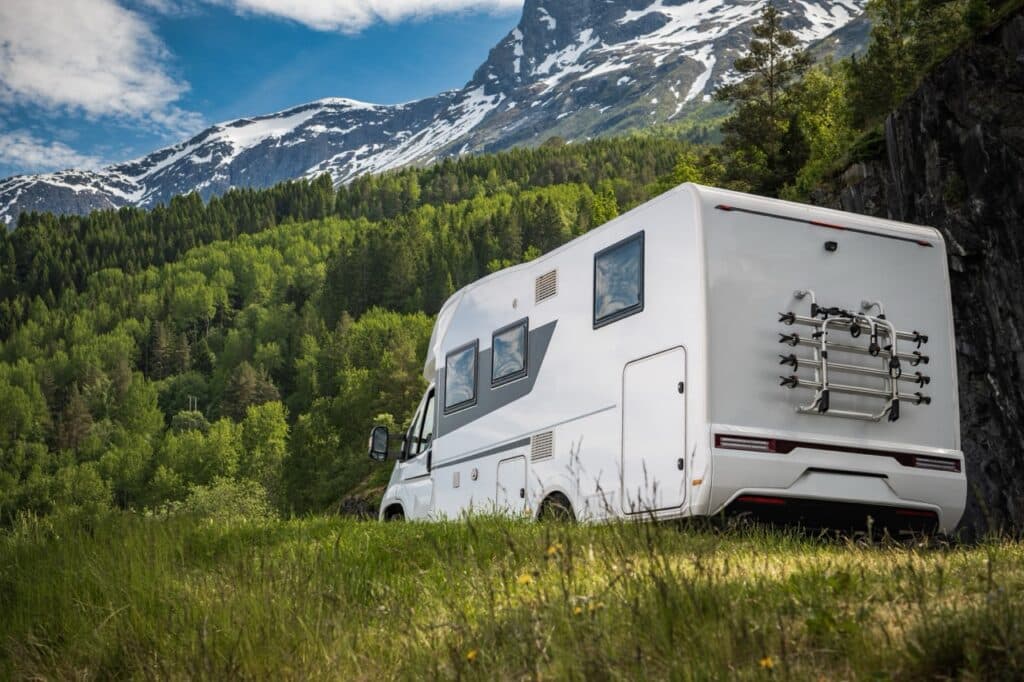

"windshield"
[407,387,436,457]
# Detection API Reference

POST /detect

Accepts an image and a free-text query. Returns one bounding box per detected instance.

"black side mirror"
[368,425,390,462]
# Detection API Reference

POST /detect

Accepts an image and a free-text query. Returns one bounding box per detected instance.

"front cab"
[368,385,437,521]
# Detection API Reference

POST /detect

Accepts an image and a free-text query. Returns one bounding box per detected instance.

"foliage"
[0,138,687,523]
[845,0,975,127]
[780,62,858,200]
[171,477,278,523]
[715,4,812,194]
[0,1,1019,524]
[1,514,1022,679]
[0,136,689,335]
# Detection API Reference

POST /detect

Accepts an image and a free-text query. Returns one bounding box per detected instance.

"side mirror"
[368,425,390,462]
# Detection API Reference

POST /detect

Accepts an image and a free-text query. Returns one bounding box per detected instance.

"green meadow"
[2,514,1022,680]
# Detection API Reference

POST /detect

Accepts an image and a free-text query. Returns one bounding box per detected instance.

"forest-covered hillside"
[0,0,1018,526]
[0,136,693,523]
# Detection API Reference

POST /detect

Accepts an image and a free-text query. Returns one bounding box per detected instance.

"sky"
[0,0,524,178]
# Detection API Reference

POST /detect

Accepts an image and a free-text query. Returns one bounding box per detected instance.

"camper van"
[368,183,967,532]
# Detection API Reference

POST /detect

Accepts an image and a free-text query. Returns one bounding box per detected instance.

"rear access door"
[621,347,687,514]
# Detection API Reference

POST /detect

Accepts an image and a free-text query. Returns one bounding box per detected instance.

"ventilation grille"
[535,269,558,303]
[531,431,554,462]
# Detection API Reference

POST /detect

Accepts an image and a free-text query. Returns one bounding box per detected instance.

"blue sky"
[0,0,524,178]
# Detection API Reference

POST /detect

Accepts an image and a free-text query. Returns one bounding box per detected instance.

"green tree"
[221,361,280,421]
[57,386,93,454]
[240,401,288,499]
[51,462,110,518]
[591,181,620,227]
[845,0,968,127]
[782,63,857,200]
[716,4,812,194]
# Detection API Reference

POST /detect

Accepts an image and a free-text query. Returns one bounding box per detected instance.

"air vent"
[531,431,554,461]
[535,269,558,303]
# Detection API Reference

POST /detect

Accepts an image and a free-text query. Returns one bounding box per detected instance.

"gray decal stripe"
[434,437,532,469]
[437,320,557,437]
[433,404,617,471]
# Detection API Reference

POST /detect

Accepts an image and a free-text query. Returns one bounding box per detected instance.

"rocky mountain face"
[815,11,1024,534]
[0,0,867,226]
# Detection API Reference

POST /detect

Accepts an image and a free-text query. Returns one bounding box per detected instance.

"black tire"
[539,493,575,522]
[385,507,405,522]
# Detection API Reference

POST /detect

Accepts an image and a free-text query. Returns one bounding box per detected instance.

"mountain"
[0,0,867,226]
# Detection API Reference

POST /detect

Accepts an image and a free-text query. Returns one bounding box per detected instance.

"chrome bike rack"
[777,290,931,422]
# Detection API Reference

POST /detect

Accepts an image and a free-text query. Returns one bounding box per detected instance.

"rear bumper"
[709,441,966,533]
[724,496,942,534]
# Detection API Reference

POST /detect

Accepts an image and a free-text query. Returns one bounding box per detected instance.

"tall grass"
[1,513,1022,679]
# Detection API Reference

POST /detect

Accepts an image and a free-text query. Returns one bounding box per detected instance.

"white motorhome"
[368,183,967,532]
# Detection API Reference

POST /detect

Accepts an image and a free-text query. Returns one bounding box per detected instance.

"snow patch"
[684,45,717,104]
[537,7,556,30]
[512,28,524,75]
[534,28,600,92]
[216,108,324,163]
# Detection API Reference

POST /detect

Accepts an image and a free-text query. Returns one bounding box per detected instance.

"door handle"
[678,381,685,394]
[519,488,526,499]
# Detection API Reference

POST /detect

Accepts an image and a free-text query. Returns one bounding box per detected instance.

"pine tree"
[57,386,93,453]
[716,4,812,194]
[146,321,172,380]
[221,361,280,422]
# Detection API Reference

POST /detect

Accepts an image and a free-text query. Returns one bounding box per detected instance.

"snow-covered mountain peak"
[0,0,868,226]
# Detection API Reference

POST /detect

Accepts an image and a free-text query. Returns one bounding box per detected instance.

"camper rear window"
[594,231,645,328]
[492,319,528,386]
[444,341,478,413]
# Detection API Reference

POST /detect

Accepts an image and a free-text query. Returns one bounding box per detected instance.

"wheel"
[539,493,575,522]
[385,506,405,521]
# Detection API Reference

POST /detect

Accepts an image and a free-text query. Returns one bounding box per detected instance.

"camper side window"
[444,341,478,413]
[492,319,528,386]
[593,231,645,328]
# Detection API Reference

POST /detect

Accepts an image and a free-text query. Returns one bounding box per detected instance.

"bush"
[175,477,277,523]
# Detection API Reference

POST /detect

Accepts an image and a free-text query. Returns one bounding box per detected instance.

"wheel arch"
[534,487,576,521]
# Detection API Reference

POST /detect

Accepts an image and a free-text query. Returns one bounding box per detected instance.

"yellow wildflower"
[466,649,478,663]
[546,543,563,557]
[517,573,534,585]
[759,656,774,670]
[573,606,583,616]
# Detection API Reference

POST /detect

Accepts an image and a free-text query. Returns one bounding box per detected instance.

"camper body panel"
[694,187,965,531]
[406,186,706,521]
[377,184,966,532]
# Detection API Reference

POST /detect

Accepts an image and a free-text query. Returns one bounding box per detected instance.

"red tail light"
[736,495,787,506]
[715,434,960,472]
[715,434,796,454]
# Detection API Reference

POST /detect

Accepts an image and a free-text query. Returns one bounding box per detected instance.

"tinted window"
[492,320,528,386]
[594,232,644,328]
[444,342,478,412]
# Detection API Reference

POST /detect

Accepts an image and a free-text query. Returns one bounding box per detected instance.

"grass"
[1,514,1023,680]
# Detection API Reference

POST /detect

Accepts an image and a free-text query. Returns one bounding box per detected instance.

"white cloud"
[208,0,524,33]
[0,0,203,137]
[0,130,104,173]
